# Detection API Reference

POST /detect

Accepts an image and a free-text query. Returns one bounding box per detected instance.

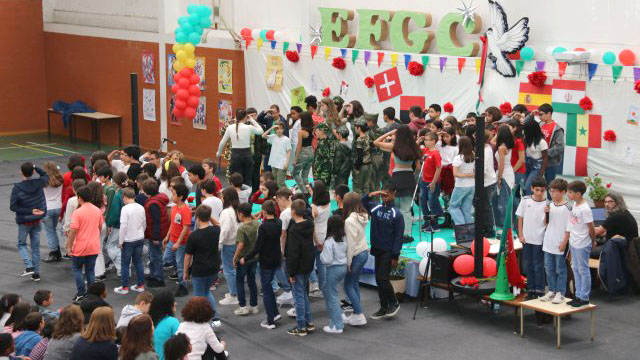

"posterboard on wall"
[195,57,206,90]
[265,55,283,92]
[142,51,155,84]
[218,59,233,94]
[142,88,155,121]
[290,87,306,108]
[168,54,176,86]
[193,96,207,130]
[169,95,181,125]
[218,99,232,130]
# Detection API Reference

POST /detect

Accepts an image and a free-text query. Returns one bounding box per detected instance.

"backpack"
[598,237,629,296]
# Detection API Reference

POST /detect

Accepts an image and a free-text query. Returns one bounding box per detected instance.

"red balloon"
[172,107,184,118]
[178,78,190,89]
[189,74,200,84]
[184,107,197,118]
[188,84,201,96]
[265,30,275,40]
[453,255,474,276]
[179,68,193,77]
[483,257,497,277]
[240,27,251,37]
[187,95,199,107]
[573,47,586,51]
[175,99,187,110]
[171,84,179,94]
[173,73,180,83]
[471,238,491,257]
[619,49,636,66]
[176,89,189,100]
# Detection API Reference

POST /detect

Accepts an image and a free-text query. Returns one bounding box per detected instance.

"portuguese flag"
[552,79,586,114]
[564,114,602,176]
[518,82,552,111]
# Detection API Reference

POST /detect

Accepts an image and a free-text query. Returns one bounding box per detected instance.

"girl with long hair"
[320,215,348,334]
[119,314,155,360]
[219,188,240,306]
[41,161,64,262]
[437,127,459,227]
[85,181,107,279]
[320,97,341,130]
[0,294,20,329]
[291,111,315,194]
[3,302,30,336]
[70,307,117,360]
[216,109,264,187]
[149,290,178,360]
[494,124,516,230]
[523,118,548,195]
[482,129,498,238]
[506,119,526,211]
[43,305,84,360]
[449,136,475,225]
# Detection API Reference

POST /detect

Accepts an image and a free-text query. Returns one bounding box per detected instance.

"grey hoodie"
[116,305,142,329]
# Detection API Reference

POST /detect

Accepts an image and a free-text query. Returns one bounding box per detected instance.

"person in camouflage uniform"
[352,119,373,195]
[332,126,352,190]
[312,122,335,188]
[219,117,236,182]
[365,113,385,192]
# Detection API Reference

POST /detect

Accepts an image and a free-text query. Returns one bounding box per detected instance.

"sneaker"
[31,273,41,282]
[421,224,432,233]
[340,300,353,311]
[287,308,297,317]
[219,294,239,305]
[567,299,584,308]
[105,263,116,272]
[370,309,386,320]
[249,306,259,314]
[287,327,307,337]
[131,285,145,293]
[348,313,367,326]
[168,272,178,280]
[305,322,315,332]
[539,291,555,302]
[175,285,188,297]
[525,292,537,301]
[234,306,250,316]
[43,253,61,263]
[62,254,72,260]
[210,318,222,328]
[551,292,566,304]
[342,313,351,324]
[385,304,400,318]
[146,279,166,288]
[21,268,34,277]
[260,320,276,329]
[309,282,320,293]
[95,275,107,282]
[273,314,282,322]
[309,291,324,299]
[114,286,129,295]
[323,325,343,334]
[276,291,293,305]
[72,293,85,303]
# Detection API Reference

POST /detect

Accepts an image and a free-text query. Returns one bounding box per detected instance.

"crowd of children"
[5,96,602,358]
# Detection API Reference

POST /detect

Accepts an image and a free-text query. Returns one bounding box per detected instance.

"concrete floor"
[1,155,639,360]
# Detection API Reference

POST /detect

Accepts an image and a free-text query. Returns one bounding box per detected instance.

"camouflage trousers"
[352,163,373,195]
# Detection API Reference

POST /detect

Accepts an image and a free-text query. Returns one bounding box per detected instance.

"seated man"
[592,191,638,258]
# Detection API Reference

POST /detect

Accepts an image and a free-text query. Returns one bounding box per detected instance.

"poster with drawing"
[218,59,233,94]
[195,57,206,90]
[168,54,176,86]
[169,95,181,125]
[142,51,155,84]
[193,96,207,130]
[142,89,156,121]
[218,99,232,130]
[265,55,283,92]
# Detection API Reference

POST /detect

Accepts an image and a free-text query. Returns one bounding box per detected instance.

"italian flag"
[518,82,552,111]
[563,114,601,176]
[552,79,586,114]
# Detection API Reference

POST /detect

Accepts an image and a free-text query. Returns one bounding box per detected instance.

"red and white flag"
[374,67,403,102]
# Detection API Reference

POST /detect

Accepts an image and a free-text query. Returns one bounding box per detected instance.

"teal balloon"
[520,46,535,61]
[198,6,212,18]
[189,14,200,25]
[552,46,567,55]
[182,23,193,34]
[188,32,200,45]
[192,25,202,36]
[200,18,212,29]
[187,4,198,15]
[260,29,268,40]
[175,32,188,43]
[603,51,616,65]
[177,16,189,26]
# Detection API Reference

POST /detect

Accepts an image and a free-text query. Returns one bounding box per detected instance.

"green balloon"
[177,16,189,26]
[198,6,212,18]
[552,46,567,55]
[200,18,212,29]
[260,29,268,41]
[187,4,198,15]
[175,32,188,43]
[603,51,616,65]
[520,46,534,61]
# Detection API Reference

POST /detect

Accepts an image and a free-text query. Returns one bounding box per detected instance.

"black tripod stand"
[412,215,439,319]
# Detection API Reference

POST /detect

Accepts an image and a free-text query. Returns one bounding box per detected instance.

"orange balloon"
[573,47,586,51]
[619,49,636,66]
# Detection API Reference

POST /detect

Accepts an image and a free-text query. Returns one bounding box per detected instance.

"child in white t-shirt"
[515,177,547,300]
[540,179,571,304]
[263,123,292,189]
[566,180,595,307]
[200,179,223,223]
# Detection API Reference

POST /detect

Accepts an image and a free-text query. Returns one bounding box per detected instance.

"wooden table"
[47,109,122,149]
[519,298,596,348]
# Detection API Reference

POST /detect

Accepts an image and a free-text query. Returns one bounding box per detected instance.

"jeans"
[482,184,497,238]
[42,208,61,252]
[544,164,560,186]
[344,250,368,315]
[492,181,512,229]
[292,146,313,192]
[121,240,145,288]
[513,172,526,225]
[72,255,97,295]
[274,263,291,292]
[394,196,413,236]
[229,148,253,186]
[570,245,592,301]
[192,275,219,319]
[148,239,164,281]
[163,243,187,286]
[236,261,258,307]
[221,244,237,296]
[17,222,41,273]
[374,250,398,311]
[309,250,326,289]
[324,265,347,330]
[524,157,543,196]
[106,228,122,273]
[260,267,279,324]
[522,244,545,294]
[544,252,567,294]
[292,273,312,329]
[449,187,474,225]
[419,181,443,220]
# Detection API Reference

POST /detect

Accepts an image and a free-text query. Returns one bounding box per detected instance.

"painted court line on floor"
[26,142,78,154]
[10,143,63,156]
[0,143,57,151]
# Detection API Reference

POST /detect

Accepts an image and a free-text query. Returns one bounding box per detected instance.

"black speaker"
[431,248,470,284]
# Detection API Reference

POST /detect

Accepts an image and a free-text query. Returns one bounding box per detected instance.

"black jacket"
[10,167,48,224]
[80,295,111,324]
[286,218,315,276]
[244,218,282,269]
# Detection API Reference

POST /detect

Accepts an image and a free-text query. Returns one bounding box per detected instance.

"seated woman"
[592,191,638,258]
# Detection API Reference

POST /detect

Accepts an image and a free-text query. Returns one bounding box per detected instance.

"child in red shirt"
[162,183,192,297]
[418,131,443,232]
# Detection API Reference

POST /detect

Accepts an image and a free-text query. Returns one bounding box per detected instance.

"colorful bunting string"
[558,62,568,78]
[475,58,482,74]
[422,55,429,68]
[439,57,447,72]
[270,40,276,50]
[364,51,371,66]
[457,57,466,74]
[377,52,384,67]
[404,54,411,69]
[515,60,524,76]
[634,67,640,82]
[390,53,398,67]
[282,42,289,54]
[340,48,347,58]
[588,63,598,81]
[536,61,545,72]
[351,49,359,64]
[324,47,331,60]
[612,65,623,84]
[257,38,264,51]
[296,43,302,53]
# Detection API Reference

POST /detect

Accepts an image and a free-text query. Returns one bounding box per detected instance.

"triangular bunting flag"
[634,67,640,82]
[244,38,252,50]
[324,47,331,61]
[282,42,289,54]
[422,55,429,68]
[364,51,371,66]
[340,48,347,58]
[310,45,318,59]
[351,49,359,64]
[475,58,481,74]
[390,53,398,67]
[377,52,384,67]
[404,54,411,69]
[439,57,447,72]
[257,38,264,51]
[270,40,276,50]
[296,43,302,53]
[612,65,623,84]
[588,63,598,81]
[558,62,568,78]
[457,57,466,73]
[515,60,524,76]
[536,61,545,72]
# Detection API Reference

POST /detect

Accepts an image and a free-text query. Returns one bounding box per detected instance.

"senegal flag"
[564,114,602,176]
[518,82,552,111]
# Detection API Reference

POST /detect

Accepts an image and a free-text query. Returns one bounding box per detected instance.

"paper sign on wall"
[218,100,232,130]
[290,87,306,108]
[628,105,639,126]
[142,51,155,84]
[266,55,284,92]
[218,59,233,94]
[167,54,176,86]
[142,89,155,121]
[193,96,207,130]
[373,67,403,102]
[195,57,206,90]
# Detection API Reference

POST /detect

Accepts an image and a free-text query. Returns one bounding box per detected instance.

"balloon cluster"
[171,68,201,119]
[175,4,213,45]
[239,28,287,42]
[172,43,196,72]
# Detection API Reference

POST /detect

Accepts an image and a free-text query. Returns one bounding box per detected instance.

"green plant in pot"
[389,258,409,297]
[585,173,610,208]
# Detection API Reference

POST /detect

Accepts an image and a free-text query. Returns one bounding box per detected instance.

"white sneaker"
[323,325,343,334]
[287,307,297,317]
[341,313,351,324]
[250,306,259,314]
[219,294,239,305]
[114,286,129,295]
[130,285,145,293]
[552,292,566,304]
[309,290,324,299]
[309,282,320,293]
[348,313,367,326]
[273,314,282,322]
[260,320,276,329]
[234,306,250,316]
[539,291,555,302]
[276,291,294,305]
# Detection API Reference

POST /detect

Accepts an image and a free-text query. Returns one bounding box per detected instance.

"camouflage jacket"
[354,132,372,167]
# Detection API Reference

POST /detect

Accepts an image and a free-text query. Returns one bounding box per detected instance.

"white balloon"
[433,238,448,252]
[251,29,261,39]
[419,258,431,277]
[415,242,430,258]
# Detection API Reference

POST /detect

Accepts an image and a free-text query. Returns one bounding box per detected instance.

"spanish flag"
[518,82,552,111]
[563,114,602,176]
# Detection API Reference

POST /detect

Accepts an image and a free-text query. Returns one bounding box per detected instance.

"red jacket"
[144,193,170,241]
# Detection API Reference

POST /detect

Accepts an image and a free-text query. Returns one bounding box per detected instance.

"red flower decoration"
[407,61,424,76]
[528,71,547,87]
[332,57,346,70]
[579,96,593,111]
[635,80,640,94]
[606,183,612,188]
[322,87,330,97]
[443,102,454,113]
[364,77,375,88]
[499,102,512,115]
[603,129,617,142]
[285,50,299,63]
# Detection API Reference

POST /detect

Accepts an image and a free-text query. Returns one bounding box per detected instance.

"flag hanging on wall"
[552,79,586,114]
[564,113,602,176]
[518,82,552,111]
[373,67,403,102]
